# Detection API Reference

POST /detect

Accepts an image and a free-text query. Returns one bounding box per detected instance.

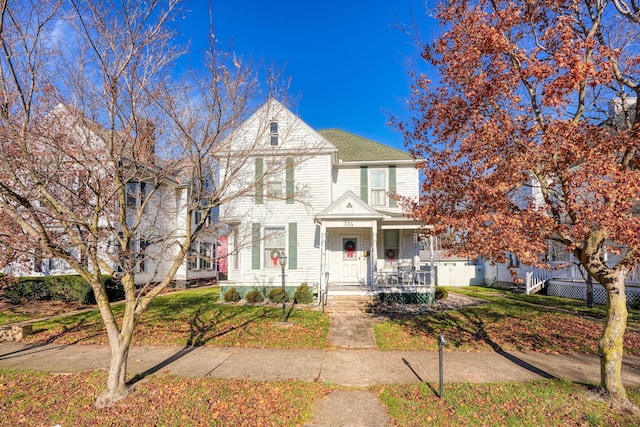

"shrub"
[293,284,314,304]
[4,275,124,305]
[245,289,264,304]
[268,288,289,303]
[224,287,240,302]
[435,286,448,300]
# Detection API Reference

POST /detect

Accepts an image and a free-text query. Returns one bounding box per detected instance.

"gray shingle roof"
[318,128,413,162]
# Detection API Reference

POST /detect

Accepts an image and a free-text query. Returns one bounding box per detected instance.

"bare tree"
[0,0,295,407]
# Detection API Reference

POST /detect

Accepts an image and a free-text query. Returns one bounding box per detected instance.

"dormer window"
[269,121,279,146]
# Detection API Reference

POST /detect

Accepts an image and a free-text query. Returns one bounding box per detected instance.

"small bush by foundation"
[293,284,314,304]
[245,289,264,304]
[268,288,289,303]
[224,287,241,302]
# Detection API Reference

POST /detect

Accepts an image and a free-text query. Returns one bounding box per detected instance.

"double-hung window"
[266,173,283,199]
[370,169,387,207]
[126,181,146,209]
[188,240,215,271]
[269,121,279,146]
[264,227,285,269]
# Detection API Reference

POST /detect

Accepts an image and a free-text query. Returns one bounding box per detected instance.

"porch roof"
[315,190,383,221]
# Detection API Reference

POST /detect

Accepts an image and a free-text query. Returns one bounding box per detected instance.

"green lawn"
[374,286,640,355]
[0,312,31,327]
[23,288,330,349]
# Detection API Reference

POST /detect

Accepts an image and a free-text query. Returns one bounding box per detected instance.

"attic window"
[269,121,279,146]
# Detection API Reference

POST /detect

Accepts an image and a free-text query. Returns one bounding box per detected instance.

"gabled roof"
[317,128,413,162]
[316,190,383,220]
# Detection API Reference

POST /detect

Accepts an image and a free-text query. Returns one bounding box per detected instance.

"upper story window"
[370,169,387,206]
[269,121,279,146]
[126,181,146,209]
[266,175,283,199]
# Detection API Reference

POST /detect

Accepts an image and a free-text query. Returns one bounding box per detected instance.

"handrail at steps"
[525,268,554,295]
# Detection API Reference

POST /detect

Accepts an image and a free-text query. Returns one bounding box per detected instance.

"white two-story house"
[2,105,219,288]
[219,100,429,300]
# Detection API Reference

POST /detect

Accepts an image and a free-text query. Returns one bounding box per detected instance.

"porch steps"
[324,294,380,314]
[510,283,527,294]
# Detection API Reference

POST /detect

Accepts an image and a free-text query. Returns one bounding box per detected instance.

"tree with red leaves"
[397,0,640,408]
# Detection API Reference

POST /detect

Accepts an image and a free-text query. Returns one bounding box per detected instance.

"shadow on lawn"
[127,306,271,386]
[399,305,555,388]
[456,309,556,380]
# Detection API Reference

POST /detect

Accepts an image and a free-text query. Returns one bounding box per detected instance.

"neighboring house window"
[193,209,211,228]
[264,227,285,269]
[269,121,279,146]
[508,253,520,268]
[233,228,239,269]
[370,169,387,207]
[384,230,399,267]
[48,257,71,271]
[133,237,148,273]
[126,181,146,209]
[189,240,215,271]
[200,242,213,270]
[113,236,147,273]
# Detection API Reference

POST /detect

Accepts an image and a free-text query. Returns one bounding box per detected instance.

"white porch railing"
[373,270,434,290]
[525,268,555,295]
[547,262,640,284]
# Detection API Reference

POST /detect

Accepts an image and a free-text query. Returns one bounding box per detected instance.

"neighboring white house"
[2,105,219,287]
[481,97,640,304]
[219,100,430,300]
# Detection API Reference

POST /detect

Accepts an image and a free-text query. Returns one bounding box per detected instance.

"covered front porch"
[315,191,434,301]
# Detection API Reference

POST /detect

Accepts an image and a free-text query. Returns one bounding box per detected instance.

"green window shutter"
[255,158,264,204]
[286,157,294,204]
[252,223,261,269]
[360,166,368,203]
[288,222,297,270]
[389,165,397,207]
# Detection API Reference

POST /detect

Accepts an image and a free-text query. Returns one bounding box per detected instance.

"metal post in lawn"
[438,334,446,399]
[279,255,288,323]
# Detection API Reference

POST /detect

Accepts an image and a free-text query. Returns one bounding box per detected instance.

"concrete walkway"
[6,342,639,386]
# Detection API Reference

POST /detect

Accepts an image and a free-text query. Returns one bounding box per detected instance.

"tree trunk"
[586,274,594,308]
[95,343,130,408]
[599,271,628,403]
[92,273,137,408]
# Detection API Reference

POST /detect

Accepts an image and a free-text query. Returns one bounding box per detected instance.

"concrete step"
[324,295,379,314]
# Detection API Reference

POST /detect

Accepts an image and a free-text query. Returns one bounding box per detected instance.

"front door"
[340,235,361,283]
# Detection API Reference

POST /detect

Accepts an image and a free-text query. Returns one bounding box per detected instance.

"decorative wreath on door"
[344,240,356,258]
[385,249,396,262]
[270,249,281,266]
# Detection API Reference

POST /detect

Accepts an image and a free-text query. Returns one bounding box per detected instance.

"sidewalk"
[2,341,640,387]
[4,309,640,426]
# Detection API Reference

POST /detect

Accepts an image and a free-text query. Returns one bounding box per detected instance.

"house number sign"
[343,221,353,227]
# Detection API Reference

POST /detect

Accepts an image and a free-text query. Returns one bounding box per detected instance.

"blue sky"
[181,0,435,151]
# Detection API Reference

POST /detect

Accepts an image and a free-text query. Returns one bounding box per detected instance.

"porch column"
[319,222,327,297]
[372,229,378,275]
